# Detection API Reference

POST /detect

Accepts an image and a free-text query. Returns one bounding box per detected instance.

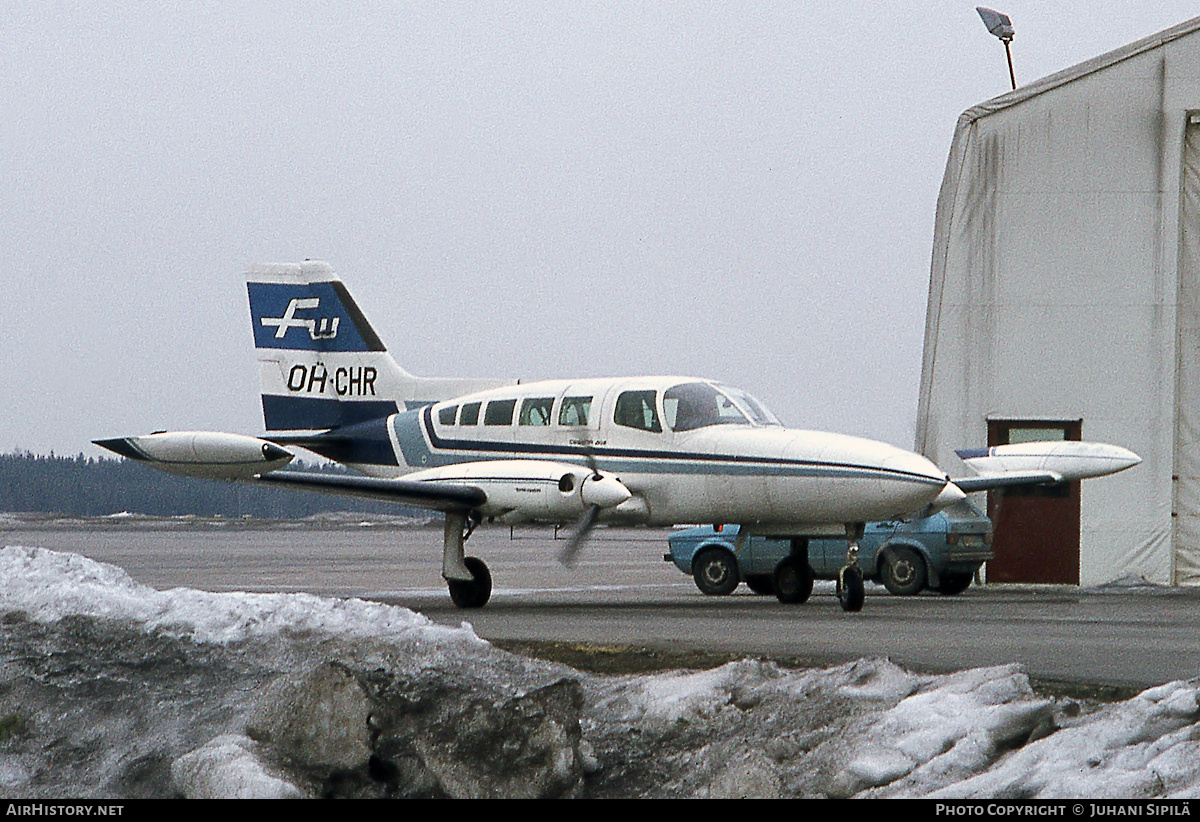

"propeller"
[558,451,630,566]
[559,504,600,567]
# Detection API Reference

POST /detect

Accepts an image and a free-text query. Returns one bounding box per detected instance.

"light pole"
[976,7,1016,90]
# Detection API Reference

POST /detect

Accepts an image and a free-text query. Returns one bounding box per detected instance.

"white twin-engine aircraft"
[95,262,1141,611]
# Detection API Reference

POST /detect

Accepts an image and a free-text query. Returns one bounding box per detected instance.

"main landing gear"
[837,523,866,613]
[443,511,492,608]
[773,538,814,604]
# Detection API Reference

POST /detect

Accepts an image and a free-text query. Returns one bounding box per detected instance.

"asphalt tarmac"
[5,520,1197,691]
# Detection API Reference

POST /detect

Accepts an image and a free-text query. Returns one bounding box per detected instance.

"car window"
[614,390,661,432]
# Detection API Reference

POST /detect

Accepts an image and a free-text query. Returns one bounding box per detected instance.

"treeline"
[0,452,418,519]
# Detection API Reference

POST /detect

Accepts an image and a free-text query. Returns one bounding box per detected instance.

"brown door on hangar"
[985,419,1081,584]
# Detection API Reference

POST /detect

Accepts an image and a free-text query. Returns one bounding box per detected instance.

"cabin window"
[438,405,458,426]
[559,396,592,426]
[484,399,516,426]
[614,390,662,432]
[519,397,554,426]
[460,402,481,426]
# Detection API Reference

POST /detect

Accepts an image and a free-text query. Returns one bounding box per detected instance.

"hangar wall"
[917,18,1200,585]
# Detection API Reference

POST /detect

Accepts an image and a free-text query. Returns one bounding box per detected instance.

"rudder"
[248,262,512,432]
[248,262,414,431]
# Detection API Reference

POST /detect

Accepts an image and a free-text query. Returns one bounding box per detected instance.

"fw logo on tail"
[261,297,340,340]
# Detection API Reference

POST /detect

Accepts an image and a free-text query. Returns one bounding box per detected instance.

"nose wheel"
[837,565,865,612]
[837,524,866,613]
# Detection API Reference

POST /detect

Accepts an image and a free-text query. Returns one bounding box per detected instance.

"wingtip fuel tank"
[93,431,294,480]
[955,441,1141,482]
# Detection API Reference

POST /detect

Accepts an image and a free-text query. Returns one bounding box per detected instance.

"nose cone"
[928,481,967,514]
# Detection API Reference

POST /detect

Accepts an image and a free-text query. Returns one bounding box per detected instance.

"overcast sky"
[3,2,1197,458]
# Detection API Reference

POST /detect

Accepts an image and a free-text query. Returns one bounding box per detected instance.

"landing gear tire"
[693,548,740,596]
[937,572,972,596]
[773,557,814,604]
[837,565,865,613]
[447,556,492,608]
[880,547,927,596]
[744,575,775,596]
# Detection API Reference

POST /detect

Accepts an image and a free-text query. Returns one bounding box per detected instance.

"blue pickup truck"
[665,500,993,601]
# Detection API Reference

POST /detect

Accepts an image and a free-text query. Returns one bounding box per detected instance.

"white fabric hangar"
[917,17,1200,586]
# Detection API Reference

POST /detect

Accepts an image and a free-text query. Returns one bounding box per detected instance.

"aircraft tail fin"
[248,262,511,432]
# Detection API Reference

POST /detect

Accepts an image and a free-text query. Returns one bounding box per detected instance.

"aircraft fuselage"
[327,376,951,532]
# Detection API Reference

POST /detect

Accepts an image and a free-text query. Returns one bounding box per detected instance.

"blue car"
[665,500,993,601]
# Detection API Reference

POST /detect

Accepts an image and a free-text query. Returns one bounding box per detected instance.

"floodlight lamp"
[976,7,1014,42]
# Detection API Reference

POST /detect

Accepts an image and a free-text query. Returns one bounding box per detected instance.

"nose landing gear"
[837,523,866,613]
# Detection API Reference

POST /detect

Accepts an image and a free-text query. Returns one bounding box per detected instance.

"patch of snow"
[917,681,1200,798]
[0,545,482,648]
[171,735,304,799]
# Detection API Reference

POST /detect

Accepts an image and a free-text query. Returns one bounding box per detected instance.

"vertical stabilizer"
[248,262,511,431]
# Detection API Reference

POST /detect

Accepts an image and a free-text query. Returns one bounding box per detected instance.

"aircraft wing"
[255,470,487,512]
[948,471,1063,493]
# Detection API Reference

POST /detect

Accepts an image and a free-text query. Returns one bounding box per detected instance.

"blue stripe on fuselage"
[384,406,945,486]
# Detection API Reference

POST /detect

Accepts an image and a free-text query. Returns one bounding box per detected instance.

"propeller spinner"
[558,453,631,566]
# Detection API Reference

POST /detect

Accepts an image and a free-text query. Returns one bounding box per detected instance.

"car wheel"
[692,547,740,595]
[937,572,973,596]
[773,557,814,604]
[881,547,927,596]
[744,574,774,595]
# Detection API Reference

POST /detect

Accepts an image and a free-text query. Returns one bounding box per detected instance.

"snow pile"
[847,666,1055,796]
[0,544,480,647]
[2,545,1200,798]
[921,681,1200,798]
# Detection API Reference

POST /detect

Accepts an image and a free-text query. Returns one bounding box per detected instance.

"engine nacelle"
[93,432,294,480]
[405,460,631,522]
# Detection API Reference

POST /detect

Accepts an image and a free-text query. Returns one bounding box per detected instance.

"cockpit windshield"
[719,384,782,426]
[662,382,782,431]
